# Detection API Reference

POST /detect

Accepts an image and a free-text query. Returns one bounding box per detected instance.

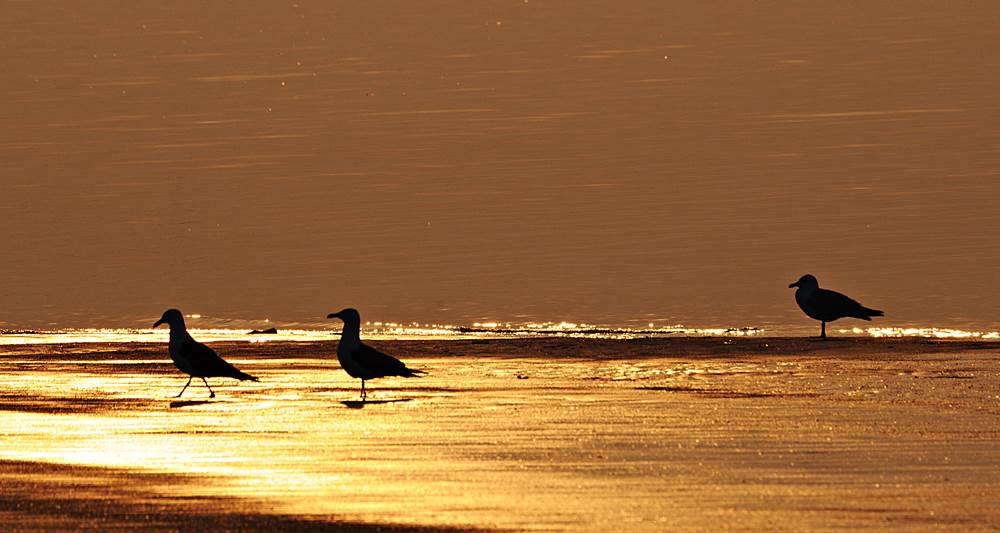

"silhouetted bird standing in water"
[153,309,258,398]
[789,274,884,339]
[327,308,424,400]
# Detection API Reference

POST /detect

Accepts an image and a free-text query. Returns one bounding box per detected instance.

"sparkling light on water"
[3,323,999,345]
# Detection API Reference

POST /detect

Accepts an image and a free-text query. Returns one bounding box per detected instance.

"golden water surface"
[1,3,998,330]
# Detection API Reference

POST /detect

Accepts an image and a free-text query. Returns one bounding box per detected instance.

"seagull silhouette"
[788,274,884,338]
[152,309,258,398]
[327,308,424,401]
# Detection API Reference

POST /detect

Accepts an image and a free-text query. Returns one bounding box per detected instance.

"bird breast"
[337,340,367,379]
[167,334,197,375]
[795,288,823,319]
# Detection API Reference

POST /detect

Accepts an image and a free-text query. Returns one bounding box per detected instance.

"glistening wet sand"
[1,338,999,530]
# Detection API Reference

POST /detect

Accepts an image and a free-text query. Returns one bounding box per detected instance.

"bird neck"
[168,323,191,347]
[339,321,361,346]
[795,284,816,304]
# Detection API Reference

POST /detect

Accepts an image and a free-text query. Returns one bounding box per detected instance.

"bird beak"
[788,282,798,288]
[152,319,164,328]
[326,312,340,319]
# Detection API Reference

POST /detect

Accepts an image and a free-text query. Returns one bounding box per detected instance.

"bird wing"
[809,288,866,320]
[181,338,254,379]
[354,342,417,378]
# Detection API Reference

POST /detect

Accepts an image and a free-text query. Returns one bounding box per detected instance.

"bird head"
[327,308,362,324]
[153,309,185,328]
[788,274,819,290]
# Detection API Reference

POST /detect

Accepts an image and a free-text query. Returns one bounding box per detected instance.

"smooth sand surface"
[1,338,999,530]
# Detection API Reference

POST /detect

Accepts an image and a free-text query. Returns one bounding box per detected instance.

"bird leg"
[201,377,216,398]
[821,321,827,339]
[361,380,367,402]
[175,376,193,398]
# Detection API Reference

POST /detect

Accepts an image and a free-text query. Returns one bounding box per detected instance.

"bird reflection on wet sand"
[341,398,414,409]
[2,338,1000,530]
[169,400,214,409]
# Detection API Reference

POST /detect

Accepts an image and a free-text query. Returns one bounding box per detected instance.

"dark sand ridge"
[1,337,999,530]
[0,460,470,531]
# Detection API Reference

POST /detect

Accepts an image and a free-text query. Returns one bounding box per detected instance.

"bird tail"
[856,307,884,321]
[232,370,259,381]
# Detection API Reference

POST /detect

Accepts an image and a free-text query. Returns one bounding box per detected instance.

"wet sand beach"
[2,337,999,530]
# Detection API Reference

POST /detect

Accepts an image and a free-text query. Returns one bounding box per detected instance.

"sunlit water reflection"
[2,323,998,345]
[2,339,1000,529]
